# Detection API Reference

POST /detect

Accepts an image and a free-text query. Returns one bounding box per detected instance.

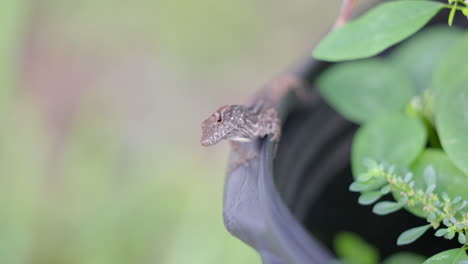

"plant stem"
[333,0,356,29]
[444,3,468,11]
[368,168,468,242]
[456,0,467,6]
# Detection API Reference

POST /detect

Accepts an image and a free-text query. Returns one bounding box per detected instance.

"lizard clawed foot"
[228,151,258,173]
[228,142,259,173]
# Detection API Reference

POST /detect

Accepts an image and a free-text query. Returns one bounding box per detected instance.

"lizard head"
[201,105,249,146]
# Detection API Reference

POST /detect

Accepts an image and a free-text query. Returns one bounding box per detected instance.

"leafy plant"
[334,231,425,264]
[424,248,468,263]
[314,1,468,262]
[334,231,379,264]
[313,0,468,61]
[313,1,445,61]
[351,160,468,246]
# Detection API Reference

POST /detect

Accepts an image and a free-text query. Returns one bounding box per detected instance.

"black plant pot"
[222,7,466,264]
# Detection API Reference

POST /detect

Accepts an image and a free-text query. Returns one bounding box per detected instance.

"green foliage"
[351,114,426,176]
[319,27,468,261]
[445,0,468,26]
[316,1,468,261]
[334,232,427,264]
[317,59,413,123]
[436,83,468,175]
[448,1,458,26]
[349,178,387,193]
[388,26,463,93]
[407,150,468,217]
[334,232,379,264]
[313,1,445,61]
[397,224,432,245]
[433,34,468,93]
[350,161,468,246]
[358,191,383,205]
[423,248,468,264]
[382,252,426,264]
[373,201,405,215]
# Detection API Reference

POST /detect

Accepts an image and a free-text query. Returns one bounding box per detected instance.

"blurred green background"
[0,0,373,263]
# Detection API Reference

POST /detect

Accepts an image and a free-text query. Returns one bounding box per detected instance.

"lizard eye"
[217,116,223,123]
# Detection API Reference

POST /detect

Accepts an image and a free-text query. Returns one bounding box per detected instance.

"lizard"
[200,75,306,171]
[200,0,357,169]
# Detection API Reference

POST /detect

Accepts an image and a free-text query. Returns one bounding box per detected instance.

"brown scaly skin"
[201,104,280,147]
[201,75,304,171]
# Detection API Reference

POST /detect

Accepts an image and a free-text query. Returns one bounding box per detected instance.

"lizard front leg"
[258,108,281,153]
[228,141,259,172]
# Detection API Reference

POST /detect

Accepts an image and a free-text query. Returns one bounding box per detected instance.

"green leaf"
[446,230,456,240]
[350,178,387,192]
[434,34,468,93]
[403,150,468,218]
[359,191,383,205]
[373,201,404,215]
[317,59,413,123]
[427,212,436,222]
[352,113,427,177]
[423,165,436,187]
[423,248,468,264]
[448,2,458,26]
[463,7,468,16]
[436,82,468,176]
[334,232,379,264]
[426,183,436,194]
[444,217,453,227]
[405,172,414,182]
[389,26,463,93]
[456,201,467,210]
[382,252,426,264]
[458,232,466,244]
[381,185,392,195]
[358,172,373,182]
[397,224,431,245]
[435,229,448,237]
[350,181,371,192]
[453,196,462,204]
[313,0,445,61]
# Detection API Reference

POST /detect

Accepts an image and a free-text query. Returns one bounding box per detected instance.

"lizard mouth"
[201,137,214,146]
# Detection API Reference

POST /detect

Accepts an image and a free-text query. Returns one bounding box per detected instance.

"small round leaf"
[434,34,468,92]
[401,150,468,218]
[373,201,403,215]
[423,248,468,264]
[435,229,448,237]
[350,178,387,192]
[389,26,463,93]
[458,233,466,244]
[334,232,379,264]
[358,191,383,205]
[317,59,413,123]
[352,114,427,177]
[382,252,426,264]
[423,165,436,187]
[436,83,468,176]
[380,185,392,195]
